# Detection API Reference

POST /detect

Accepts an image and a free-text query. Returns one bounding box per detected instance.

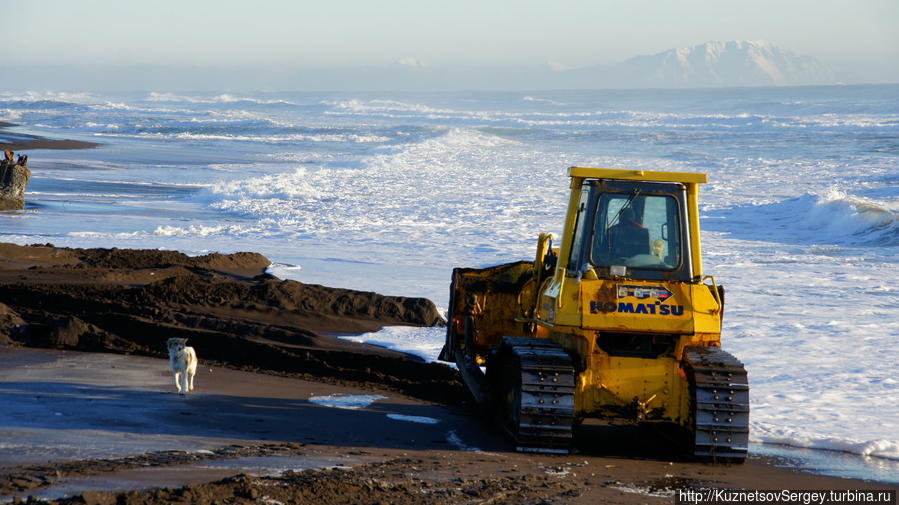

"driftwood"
[0,150,30,211]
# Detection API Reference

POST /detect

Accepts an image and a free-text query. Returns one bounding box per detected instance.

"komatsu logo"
[589,300,684,316]
[589,284,684,316]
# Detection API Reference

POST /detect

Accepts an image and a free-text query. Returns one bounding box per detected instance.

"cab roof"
[568,166,707,184]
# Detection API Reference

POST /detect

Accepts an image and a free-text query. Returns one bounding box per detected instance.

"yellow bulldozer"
[439,167,748,461]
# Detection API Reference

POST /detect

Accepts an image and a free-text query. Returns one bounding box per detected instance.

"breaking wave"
[145,91,298,106]
[0,90,98,105]
[805,190,899,246]
[712,189,899,247]
[753,424,899,462]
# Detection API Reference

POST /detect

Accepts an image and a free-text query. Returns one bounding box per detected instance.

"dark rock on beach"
[0,301,25,345]
[0,150,30,211]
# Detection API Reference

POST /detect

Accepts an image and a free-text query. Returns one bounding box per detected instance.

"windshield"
[591,192,682,270]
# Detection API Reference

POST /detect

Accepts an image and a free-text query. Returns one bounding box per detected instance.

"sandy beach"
[0,242,895,504]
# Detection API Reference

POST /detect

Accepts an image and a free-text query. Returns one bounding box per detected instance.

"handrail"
[702,275,721,312]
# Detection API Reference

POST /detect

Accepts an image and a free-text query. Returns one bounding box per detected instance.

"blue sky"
[5,0,898,79]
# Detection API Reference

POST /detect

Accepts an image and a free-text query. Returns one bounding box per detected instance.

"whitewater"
[1,85,897,480]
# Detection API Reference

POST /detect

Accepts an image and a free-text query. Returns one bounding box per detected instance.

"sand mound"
[0,243,464,404]
[71,247,271,276]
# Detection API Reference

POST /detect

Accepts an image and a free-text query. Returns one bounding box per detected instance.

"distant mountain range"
[563,40,836,88]
[13,41,841,91]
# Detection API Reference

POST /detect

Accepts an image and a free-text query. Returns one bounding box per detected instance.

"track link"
[683,346,750,461]
[496,337,576,454]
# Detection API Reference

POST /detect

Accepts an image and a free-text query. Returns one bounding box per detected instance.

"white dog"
[166,337,198,395]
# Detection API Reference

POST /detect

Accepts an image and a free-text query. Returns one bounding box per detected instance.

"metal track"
[683,346,750,462]
[497,337,576,454]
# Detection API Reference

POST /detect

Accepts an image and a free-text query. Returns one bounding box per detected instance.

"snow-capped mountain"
[571,41,835,88]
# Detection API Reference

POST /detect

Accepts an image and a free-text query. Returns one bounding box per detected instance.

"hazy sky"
[6,0,898,74]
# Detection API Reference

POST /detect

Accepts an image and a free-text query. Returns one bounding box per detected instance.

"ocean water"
[1,86,897,478]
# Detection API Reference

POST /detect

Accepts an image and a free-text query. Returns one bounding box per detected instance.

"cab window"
[566,184,595,271]
[592,193,681,271]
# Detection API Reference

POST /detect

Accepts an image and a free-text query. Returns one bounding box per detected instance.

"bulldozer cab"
[568,179,693,281]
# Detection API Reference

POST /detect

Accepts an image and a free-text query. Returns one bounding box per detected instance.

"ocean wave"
[83,122,122,133]
[0,109,22,121]
[0,90,98,105]
[69,223,268,239]
[79,114,276,136]
[79,113,394,143]
[753,424,899,461]
[145,92,206,103]
[68,230,147,239]
[709,189,899,247]
[324,102,778,131]
[54,103,389,141]
[208,166,327,201]
[429,126,521,147]
[326,98,455,115]
[325,97,899,132]
[26,192,146,199]
[210,93,297,106]
[95,131,392,143]
[145,91,298,106]
[328,98,740,121]
[522,96,565,106]
[793,190,898,246]
[763,114,899,129]
[152,224,263,237]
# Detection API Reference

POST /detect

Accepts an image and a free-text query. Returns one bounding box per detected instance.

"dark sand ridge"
[0,122,99,151]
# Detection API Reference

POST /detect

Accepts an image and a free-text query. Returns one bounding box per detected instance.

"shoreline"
[0,121,99,151]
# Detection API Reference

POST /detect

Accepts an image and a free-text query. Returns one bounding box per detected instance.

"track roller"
[683,346,750,462]
[490,337,576,454]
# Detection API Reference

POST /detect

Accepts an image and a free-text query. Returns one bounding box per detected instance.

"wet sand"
[1,243,896,503]
[0,122,99,151]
